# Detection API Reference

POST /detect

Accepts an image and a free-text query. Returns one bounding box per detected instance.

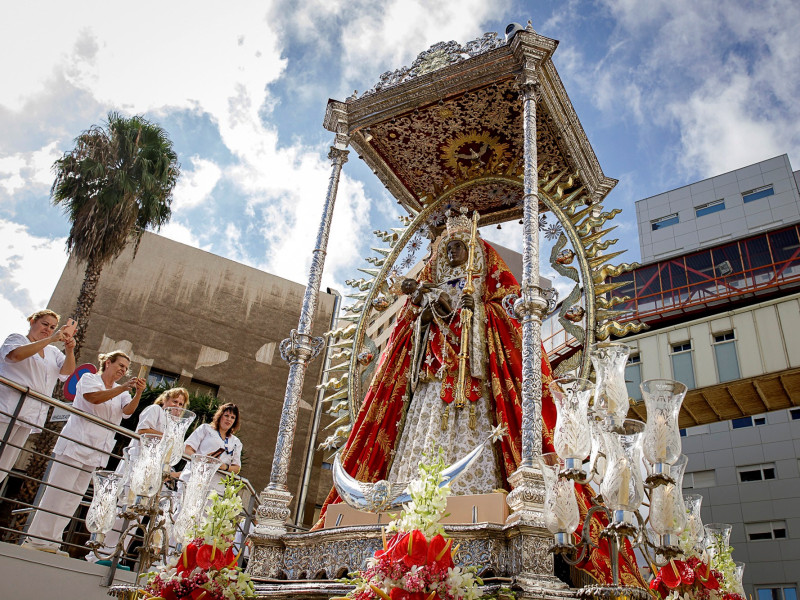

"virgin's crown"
[445,207,471,237]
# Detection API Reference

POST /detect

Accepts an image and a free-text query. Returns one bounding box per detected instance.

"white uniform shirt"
[136,404,166,434]
[54,372,133,467]
[0,333,67,432]
[180,423,242,483]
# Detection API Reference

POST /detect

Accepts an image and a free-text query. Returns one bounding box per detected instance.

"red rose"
[427,534,453,571]
[403,530,429,568]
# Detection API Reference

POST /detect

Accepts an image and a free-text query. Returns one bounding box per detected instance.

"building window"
[626,354,643,401]
[712,331,740,383]
[696,199,726,217]
[742,184,775,203]
[737,463,777,482]
[757,588,798,600]
[671,342,696,389]
[790,408,800,420]
[652,214,680,231]
[732,416,753,429]
[147,368,179,388]
[746,521,788,541]
[377,325,384,336]
[683,470,716,488]
[754,416,766,425]
[321,462,332,471]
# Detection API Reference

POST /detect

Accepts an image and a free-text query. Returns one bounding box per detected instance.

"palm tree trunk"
[8,257,104,540]
[72,255,103,359]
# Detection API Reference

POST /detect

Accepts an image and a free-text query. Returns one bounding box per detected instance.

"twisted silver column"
[516,78,548,468]
[255,141,349,536]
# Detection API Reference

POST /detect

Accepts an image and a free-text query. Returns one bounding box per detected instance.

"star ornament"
[489,424,508,444]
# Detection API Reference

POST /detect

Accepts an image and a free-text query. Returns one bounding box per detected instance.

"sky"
[1,0,799,337]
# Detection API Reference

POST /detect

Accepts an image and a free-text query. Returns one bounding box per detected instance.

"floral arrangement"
[650,532,743,600]
[340,449,484,600]
[143,475,255,600]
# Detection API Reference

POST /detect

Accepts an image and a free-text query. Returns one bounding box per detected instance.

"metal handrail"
[0,375,257,582]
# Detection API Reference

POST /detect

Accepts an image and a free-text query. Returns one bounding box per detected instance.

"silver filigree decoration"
[361,33,505,98]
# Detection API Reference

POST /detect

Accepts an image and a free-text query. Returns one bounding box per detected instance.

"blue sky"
[1,0,799,336]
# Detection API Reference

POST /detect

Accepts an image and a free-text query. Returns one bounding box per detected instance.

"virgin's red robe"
[315,240,643,587]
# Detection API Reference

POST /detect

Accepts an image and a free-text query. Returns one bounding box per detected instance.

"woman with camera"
[0,310,75,486]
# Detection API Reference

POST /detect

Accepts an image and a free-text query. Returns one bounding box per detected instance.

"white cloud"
[157,221,208,250]
[0,219,67,336]
[0,141,61,197]
[172,156,223,212]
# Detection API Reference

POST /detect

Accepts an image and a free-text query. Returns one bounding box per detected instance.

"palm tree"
[7,113,180,539]
[51,111,180,354]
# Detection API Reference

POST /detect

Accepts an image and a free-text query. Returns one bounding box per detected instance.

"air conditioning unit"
[716,260,733,276]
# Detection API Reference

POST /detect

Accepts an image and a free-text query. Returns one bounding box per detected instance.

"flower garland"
[340,448,486,600]
[143,475,255,600]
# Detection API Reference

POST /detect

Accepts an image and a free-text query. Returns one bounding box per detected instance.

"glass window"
[626,355,643,402]
[737,463,777,482]
[790,408,800,420]
[652,214,680,231]
[732,416,753,429]
[713,331,740,383]
[671,342,696,389]
[147,368,179,388]
[754,416,767,425]
[743,185,774,203]
[769,228,800,263]
[746,521,788,541]
[696,199,726,217]
[684,470,716,488]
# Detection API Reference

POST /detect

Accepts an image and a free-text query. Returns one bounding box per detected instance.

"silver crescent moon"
[331,433,495,514]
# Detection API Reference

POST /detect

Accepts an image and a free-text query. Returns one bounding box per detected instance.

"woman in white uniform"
[0,310,75,486]
[181,402,242,487]
[24,350,144,553]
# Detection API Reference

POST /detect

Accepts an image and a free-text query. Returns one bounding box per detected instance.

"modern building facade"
[615,156,800,600]
[636,154,800,264]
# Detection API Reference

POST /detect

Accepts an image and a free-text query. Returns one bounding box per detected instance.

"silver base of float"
[246,522,583,600]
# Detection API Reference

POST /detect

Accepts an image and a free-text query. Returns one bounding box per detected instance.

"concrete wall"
[47,232,337,512]
[637,155,800,264]
[0,541,137,599]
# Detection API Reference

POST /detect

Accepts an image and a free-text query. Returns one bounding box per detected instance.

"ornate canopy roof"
[324,26,617,225]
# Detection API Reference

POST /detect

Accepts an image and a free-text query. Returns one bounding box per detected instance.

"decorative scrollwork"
[361,33,505,98]
[279,330,325,364]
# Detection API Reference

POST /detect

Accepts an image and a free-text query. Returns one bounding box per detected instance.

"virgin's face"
[107,357,130,382]
[28,316,58,341]
[446,240,468,267]
[164,394,187,409]
[219,411,236,433]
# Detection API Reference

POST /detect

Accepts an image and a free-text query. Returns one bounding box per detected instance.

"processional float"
[247,21,671,600]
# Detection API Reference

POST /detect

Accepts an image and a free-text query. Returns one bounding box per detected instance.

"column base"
[253,487,293,535]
